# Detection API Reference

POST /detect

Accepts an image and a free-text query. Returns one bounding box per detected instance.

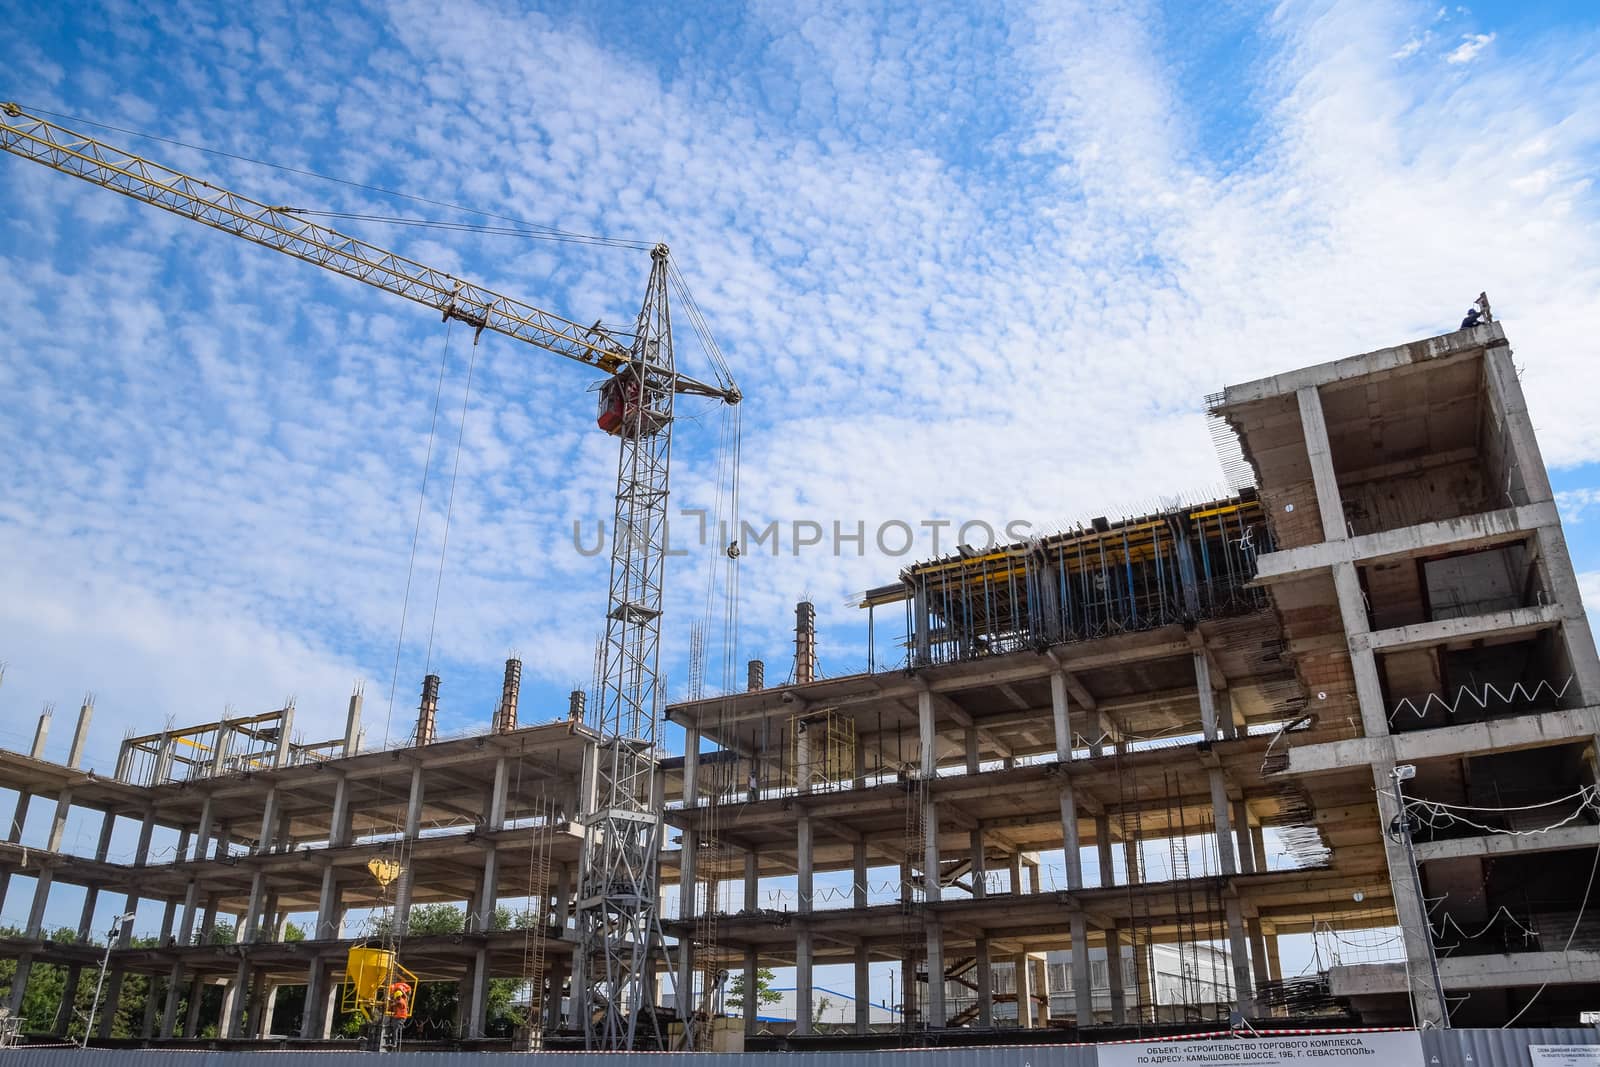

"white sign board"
[1097,1031,1424,1067]
[1530,1047,1600,1066]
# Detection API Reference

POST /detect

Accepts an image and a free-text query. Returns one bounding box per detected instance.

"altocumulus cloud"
[0,0,1598,758]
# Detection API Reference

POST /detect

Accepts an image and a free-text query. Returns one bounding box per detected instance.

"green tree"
[333,904,528,1039]
[726,967,781,1014]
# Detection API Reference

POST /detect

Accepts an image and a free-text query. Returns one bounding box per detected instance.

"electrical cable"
[1500,823,1600,1027]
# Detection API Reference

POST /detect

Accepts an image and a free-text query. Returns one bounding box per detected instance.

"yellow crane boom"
[0,102,736,403]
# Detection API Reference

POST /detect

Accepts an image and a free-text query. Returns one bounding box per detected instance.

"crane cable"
[383,319,457,749]
[423,326,480,675]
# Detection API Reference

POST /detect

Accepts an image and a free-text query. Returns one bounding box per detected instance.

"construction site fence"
[6,1029,1600,1066]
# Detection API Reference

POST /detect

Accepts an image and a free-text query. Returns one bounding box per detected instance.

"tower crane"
[0,103,740,1050]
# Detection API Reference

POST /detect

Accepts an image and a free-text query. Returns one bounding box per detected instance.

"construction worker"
[1461,306,1485,329]
[387,980,413,1020]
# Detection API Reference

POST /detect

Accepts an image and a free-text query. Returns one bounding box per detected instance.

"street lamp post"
[83,912,137,1047]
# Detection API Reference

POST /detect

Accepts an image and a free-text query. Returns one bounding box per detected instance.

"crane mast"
[0,103,737,1050]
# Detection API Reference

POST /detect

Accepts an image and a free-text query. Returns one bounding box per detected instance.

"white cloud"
[1391,36,1426,59]
[0,0,1598,751]
[1557,488,1600,524]
[1447,31,1496,64]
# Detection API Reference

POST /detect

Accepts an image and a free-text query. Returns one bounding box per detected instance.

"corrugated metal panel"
[6,1035,1600,1067]
[0,1048,1099,1067]
[1422,1027,1600,1067]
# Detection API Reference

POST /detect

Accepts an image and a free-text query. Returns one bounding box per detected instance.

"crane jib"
[0,104,735,403]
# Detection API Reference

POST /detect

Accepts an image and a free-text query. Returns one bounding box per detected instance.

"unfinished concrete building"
[665,319,1600,1038]
[1,320,1596,1047]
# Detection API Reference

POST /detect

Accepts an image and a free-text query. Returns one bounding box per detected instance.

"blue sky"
[1,0,1595,763]
[2,0,1600,950]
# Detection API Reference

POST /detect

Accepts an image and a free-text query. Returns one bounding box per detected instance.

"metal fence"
[2,1031,1598,1067]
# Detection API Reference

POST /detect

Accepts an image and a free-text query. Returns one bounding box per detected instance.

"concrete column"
[677,826,698,1017]
[1372,763,1445,1026]
[1095,814,1114,888]
[795,930,814,1036]
[1265,933,1282,981]
[225,960,250,1037]
[242,872,267,943]
[4,710,46,840]
[315,865,340,939]
[923,799,941,902]
[545,956,567,1031]
[917,689,936,777]
[1297,384,1347,541]
[1251,825,1268,872]
[319,977,340,1039]
[1194,652,1219,739]
[1225,895,1254,1017]
[555,862,573,930]
[394,764,424,927]
[1013,951,1032,1028]
[853,840,868,908]
[1071,913,1092,1027]
[971,827,987,897]
[1050,671,1072,762]
[1333,560,1390,737]
[745,945,760,1036]
[1033,957,1052,1026]
[478,845,499,931]
[1124,835,1141,885]
[1059,783,1083,889]
[403,763,425,836]
[300,960,327,1039]
[55,965,82,1036]
[256,785,280,854]
[328,774,352,847]
[193,795,216,861]
[797,815,813,913]
[854,942,871,1034]
[1134,941,1154,1024]
[925,921,945,1027]
[258,982,279,1037]
[1247,919,1272,1005]
[274,704,294,767]
[160,962,186,1038]
[1007,849,1023,896]
[488,756,509,829]
[1210,769,1238,875]
[343,687,363,756]
[1106,925,1127,1024]
[745,849,761,912]
[964,726,980,774]
[184,976,205,1036]
[975,936,994,1028]
[683,727,700,806]
[467,946,490,1038]
[1233,802,1255,875]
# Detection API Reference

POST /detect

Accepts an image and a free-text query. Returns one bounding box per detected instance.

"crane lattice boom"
[0,103,734,403]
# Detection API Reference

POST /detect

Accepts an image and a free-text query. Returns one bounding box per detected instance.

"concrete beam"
[1278,706,1600,778]
[1354,605,1561,655]
[1331,948,1600,995]
[1255,503,1558,584]
[1219,323,1502,407]
[1414,823,1600,864]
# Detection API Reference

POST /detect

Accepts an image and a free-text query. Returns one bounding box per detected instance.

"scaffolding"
[860,496,1272,669]
[114,705,345,787]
